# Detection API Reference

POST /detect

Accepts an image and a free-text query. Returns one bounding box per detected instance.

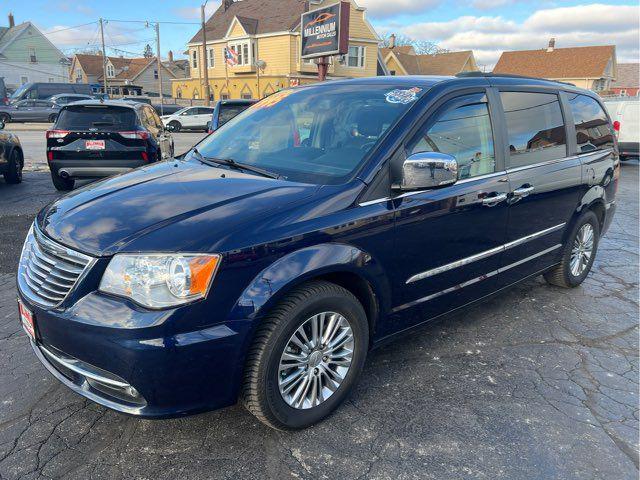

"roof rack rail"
[455,72,576,86]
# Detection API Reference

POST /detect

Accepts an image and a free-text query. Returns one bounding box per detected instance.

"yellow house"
[381,39,479,77]
[172,0,380,101]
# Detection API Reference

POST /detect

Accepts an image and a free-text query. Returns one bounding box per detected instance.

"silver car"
[0,99,60,123]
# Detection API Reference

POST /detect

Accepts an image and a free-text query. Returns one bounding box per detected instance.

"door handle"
[482,192,508,207]
[512,185,535,198]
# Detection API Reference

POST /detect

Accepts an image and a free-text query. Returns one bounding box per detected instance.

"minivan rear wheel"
[544,210,599,288]
[242,280,369,430]
[51,172,74,191]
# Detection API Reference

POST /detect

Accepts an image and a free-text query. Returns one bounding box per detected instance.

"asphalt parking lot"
[0,142,638,478]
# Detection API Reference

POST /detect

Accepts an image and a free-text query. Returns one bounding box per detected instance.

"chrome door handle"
[513,186,535,198]
[482,192,508,207]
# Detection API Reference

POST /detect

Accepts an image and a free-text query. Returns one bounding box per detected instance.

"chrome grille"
[18,225,94,308]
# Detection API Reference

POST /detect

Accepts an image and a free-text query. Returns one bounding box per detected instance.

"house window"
[593,78,608,91]
[192,50,198,69]
[207,48,214,68]
[228,41,251,66]
[241,92,252,99]
[176,87,182,99]
[154,69,158,80]
[390,70,396,76]
[48,77,55,83]
[28,47,36,63]
[106,64,115,78]
[347,46,365,68]
[20,76,28,85]
[220,93,230,100]
[75,70,83,83]
[619,89,627,96]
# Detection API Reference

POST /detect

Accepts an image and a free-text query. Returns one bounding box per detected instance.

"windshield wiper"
[190,148,281,179]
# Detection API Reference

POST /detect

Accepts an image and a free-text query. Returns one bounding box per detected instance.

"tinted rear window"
[567,94,614,153]
[501,91,567,168]
[56,105,138,131]
[219,105,250,126]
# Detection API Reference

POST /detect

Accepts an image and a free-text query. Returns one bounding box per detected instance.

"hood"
[38,160,319,256]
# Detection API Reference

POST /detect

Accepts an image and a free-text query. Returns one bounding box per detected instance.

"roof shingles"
[189,0,307,43]
[493,45,616,79]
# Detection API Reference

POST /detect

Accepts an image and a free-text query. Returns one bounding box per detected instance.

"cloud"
[357,0,441,19]
[174,2,219,20]
[391,3,640,69]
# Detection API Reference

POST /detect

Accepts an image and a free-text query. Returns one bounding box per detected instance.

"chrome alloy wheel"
[570,223,595,277]
[278,312,354,410]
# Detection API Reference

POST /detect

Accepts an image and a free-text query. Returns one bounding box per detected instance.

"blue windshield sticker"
[385,87,422,104]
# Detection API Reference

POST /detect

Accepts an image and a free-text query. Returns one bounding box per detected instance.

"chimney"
[168,50,174,63]
[8,12,15,28]
[389,33,396,49]
[547,37,555,53]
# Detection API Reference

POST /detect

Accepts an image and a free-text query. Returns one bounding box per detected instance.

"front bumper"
[19,290,254,418]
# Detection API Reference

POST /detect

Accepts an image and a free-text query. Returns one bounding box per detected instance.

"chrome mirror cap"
[400,152,458,191]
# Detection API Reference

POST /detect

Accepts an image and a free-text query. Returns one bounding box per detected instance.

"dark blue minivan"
[17,75,619,429]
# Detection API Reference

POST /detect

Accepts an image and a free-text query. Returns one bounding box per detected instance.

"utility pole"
[155,22,164,108]
[99,18,108,95]
[201,3,210,106]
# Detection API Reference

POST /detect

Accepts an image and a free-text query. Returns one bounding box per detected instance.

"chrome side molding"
[394,244,562,313]
[406,223,565,284]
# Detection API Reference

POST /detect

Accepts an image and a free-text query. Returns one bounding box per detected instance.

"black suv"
[46,101,174,190]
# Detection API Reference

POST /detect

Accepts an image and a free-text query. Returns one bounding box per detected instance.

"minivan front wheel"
[242,280,369,430]
[544,210,599,288]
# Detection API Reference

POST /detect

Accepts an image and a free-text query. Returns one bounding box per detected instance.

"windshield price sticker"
[385,87,423,104]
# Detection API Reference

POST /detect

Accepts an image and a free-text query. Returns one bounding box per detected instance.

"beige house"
[173,0,381,101]
[69,53,186,97]
[381,39,478,77]
[493,39,617,92]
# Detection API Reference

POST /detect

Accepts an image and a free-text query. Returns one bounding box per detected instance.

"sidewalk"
[4,123,51,131]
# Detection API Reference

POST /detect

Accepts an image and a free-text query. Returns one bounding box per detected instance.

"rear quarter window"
[56,105,138,131]
[567,94,614,153]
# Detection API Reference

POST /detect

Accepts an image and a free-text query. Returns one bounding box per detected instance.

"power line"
[104,19,200,25]
[0,60,67,77]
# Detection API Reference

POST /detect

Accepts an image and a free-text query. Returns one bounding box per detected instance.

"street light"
[201,0,211,106]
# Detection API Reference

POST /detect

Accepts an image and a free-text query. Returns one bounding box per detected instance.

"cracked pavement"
[0,161,638,480]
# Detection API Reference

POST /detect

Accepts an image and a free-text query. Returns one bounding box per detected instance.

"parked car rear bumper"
[618,142,639,158]
[49,159,148,178]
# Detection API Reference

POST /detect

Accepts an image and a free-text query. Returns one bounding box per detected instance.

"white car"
[161,106,215,132]
[604,99,639,160]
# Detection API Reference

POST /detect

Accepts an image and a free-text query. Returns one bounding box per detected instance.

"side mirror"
[397,152,458,191]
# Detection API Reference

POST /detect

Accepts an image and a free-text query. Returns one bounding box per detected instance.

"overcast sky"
[9,0,640,69]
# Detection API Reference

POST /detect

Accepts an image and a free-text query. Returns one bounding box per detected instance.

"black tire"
[169,121,181,133]
[0,113,10,124]
[51,172,74,191]
[3,149,22,184]
[48,113,57,123]
[242,280,369,430]
[544,210,600,288]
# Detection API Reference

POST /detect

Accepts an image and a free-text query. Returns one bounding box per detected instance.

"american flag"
[224,47,238,66]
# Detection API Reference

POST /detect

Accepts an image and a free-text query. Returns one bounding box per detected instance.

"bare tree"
[143,44,154,58]
[380,33,449,55]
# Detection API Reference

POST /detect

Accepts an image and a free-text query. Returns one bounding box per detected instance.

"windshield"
[9,83,31,101]
[195,84,425,184]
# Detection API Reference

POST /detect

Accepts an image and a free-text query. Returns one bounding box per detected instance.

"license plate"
[18,300,35,340]
[85,140,105,150]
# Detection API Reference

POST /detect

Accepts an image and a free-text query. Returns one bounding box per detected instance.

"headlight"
[99,253,220,309]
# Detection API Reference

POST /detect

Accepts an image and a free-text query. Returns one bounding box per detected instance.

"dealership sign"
[300,1,350,59]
